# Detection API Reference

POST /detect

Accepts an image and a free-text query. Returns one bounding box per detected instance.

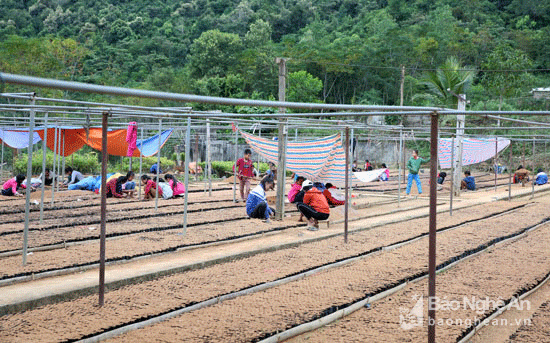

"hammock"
[438,137,510,169]
[240,130,360,187]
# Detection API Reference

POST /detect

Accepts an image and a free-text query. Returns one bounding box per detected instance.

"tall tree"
[481,44,533,110]
[188,29,243,78]
[414,56,476,108]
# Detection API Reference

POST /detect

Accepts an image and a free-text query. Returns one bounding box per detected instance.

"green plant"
[14,151,100,174]
[110,156,176,174]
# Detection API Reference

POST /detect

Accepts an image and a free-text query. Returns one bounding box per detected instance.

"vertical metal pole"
[494,137,498,192]
[275,57,287,221]
[532,137,535,171]
[531,138,535,199]
[39,113,48,225]
[22,95,36,266]
[398,130,402,207]
[154,119,161,212]
[98,111,109,307]
[450,136,455,216]
[428,112,439,343]
[522,141,526,167]
[532,174,535,199]
[453,95,466,197]
[183,117,191,234]
[61,130,66,184]
[344,127,350,243]
[207,119,212,197]
[350,128,354,195]
[0,140,4,181]
[51,125,58,205]
[56,127,62,192]
[138,127,143,200]
[508,141,513,201]
[233,128,238,203]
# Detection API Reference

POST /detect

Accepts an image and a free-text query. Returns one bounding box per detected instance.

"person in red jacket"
[323,183,345,206]
[233,148,255,202]
[297,180,330,231]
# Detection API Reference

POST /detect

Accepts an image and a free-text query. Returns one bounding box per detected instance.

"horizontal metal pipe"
[0,73,444,112]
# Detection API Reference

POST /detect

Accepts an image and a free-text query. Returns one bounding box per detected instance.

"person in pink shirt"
[379,163,390,181]
[233,148,255,202]
[164,174,185,197]
[141,174,163,200]
[288,176,305,203]
[2,174,26,196]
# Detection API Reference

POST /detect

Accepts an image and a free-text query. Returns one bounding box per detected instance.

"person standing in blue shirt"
[460,170,476,190]
[406,150,429,196]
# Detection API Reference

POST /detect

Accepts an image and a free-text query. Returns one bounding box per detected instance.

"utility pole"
[399,65,405,107]
[275,57,287,221]
[453,94,466,197]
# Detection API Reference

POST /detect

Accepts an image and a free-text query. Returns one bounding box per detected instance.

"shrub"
[111,156,176,174]
[14,151,100,174]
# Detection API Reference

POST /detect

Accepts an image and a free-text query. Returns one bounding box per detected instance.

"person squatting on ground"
[288,176,306,203]
[265,161,277,179]
[379,163,389,181]
[297,180,330,231]
[1,174,26,196]
[150,162,162,174]
[165,173,185,197]
[323,183,345,206]
[364,159,373,171]
[436,171,447,191]
[106,175,128,198]
[63,167,83,187]
[121,171,136,198]
[233,148,255,202]
[246,175,275,223]
[38,168,56,186]
[141,174,163,200]
[460,170,476,191]
[514,165,530,185]
[406,149,429,196]
[535,169,548,185]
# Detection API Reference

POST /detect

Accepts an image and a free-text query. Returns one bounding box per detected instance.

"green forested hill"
[1,0,550,112]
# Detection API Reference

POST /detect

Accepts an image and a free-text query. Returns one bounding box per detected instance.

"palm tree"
[414,56,476,108]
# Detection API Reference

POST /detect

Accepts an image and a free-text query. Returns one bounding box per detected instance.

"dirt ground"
[0,194,547,342]
[509,300,550,342]
[0,177,547,343]
[288,222,550,343]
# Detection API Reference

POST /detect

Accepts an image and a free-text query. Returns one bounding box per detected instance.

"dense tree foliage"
[1,0,549,112]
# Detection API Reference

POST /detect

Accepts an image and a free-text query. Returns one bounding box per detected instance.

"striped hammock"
[438,137,510,169]
[240,131,359,187]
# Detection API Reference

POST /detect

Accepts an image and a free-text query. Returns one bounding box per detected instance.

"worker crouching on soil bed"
[164,173,185,197]
[106,176,129,198]
[1,174,27,197]
[297,180,330,231]
[460,170,476,191]
[246,175,275,223]
[141,174,163,200]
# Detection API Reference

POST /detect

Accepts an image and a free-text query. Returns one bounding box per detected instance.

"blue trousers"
[406,173,422,194]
